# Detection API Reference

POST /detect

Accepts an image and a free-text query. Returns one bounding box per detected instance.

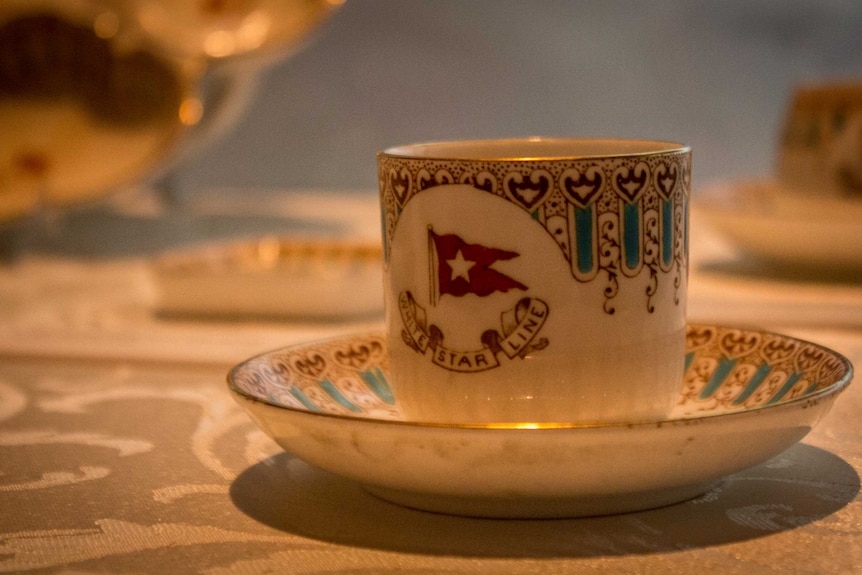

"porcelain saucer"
[694,178,862,271]
[227,324,853,518]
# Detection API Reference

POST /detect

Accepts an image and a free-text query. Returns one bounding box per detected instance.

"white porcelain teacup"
[378,138,691,424]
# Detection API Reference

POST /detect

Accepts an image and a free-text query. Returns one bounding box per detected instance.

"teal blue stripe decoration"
[732,363,773,405]
[803,380,821,396]
[290,386,321,412]
[661,198,673,267]
[361,368,395,404]
[684,351,695,372]
[699,358,736,399]
[623,202,640,269]
[575,205,594,273]
[320,379,362,412]
[684,197,689,261]
[767,373,803,405]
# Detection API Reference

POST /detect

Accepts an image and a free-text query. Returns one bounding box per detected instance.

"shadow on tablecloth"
[230,442,859,558]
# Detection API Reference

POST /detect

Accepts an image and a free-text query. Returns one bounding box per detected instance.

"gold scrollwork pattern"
[230,334,398,418]
[230,327,851,423]
[680,325,851,414]
[378,151,690,314]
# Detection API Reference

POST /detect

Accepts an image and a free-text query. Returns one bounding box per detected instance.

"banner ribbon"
[398,291,549,373]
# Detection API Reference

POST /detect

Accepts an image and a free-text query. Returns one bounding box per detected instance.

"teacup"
[378,138,691,424]
[777,81,862,199]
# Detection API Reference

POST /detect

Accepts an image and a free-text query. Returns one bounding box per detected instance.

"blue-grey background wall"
[174,0,862,194]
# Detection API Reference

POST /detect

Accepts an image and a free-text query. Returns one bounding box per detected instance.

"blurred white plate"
[694,178,862,271]
[153,236,383,320]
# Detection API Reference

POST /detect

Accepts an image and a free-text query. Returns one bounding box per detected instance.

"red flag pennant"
[430,230,527,302]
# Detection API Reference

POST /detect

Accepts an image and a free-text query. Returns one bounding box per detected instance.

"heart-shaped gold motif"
[718,330,762,360]
[612,162,649,203]
[417,168,455,191]
[685,325,717,351]
[795,345,826,372]
[388,167,412,206]
[654,162,678,199]
[759,337,799,365]
[560,166,604,207]
[334,341,384,370]
[503,170,552,210]
[293,353,327,379]
[459,170,497,194]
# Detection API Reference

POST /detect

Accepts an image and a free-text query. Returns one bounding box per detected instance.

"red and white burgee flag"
[429,229,527,304]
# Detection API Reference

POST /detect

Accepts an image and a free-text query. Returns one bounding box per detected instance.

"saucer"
[694,178,862,271]
[227,325,853,518]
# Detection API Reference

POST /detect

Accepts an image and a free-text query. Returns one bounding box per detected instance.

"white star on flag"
[446,249,475,282]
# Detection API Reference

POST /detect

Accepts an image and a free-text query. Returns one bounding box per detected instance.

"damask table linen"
[0,190,859,574]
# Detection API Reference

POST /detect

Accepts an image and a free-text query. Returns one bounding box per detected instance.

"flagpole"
[428,225,435,306]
